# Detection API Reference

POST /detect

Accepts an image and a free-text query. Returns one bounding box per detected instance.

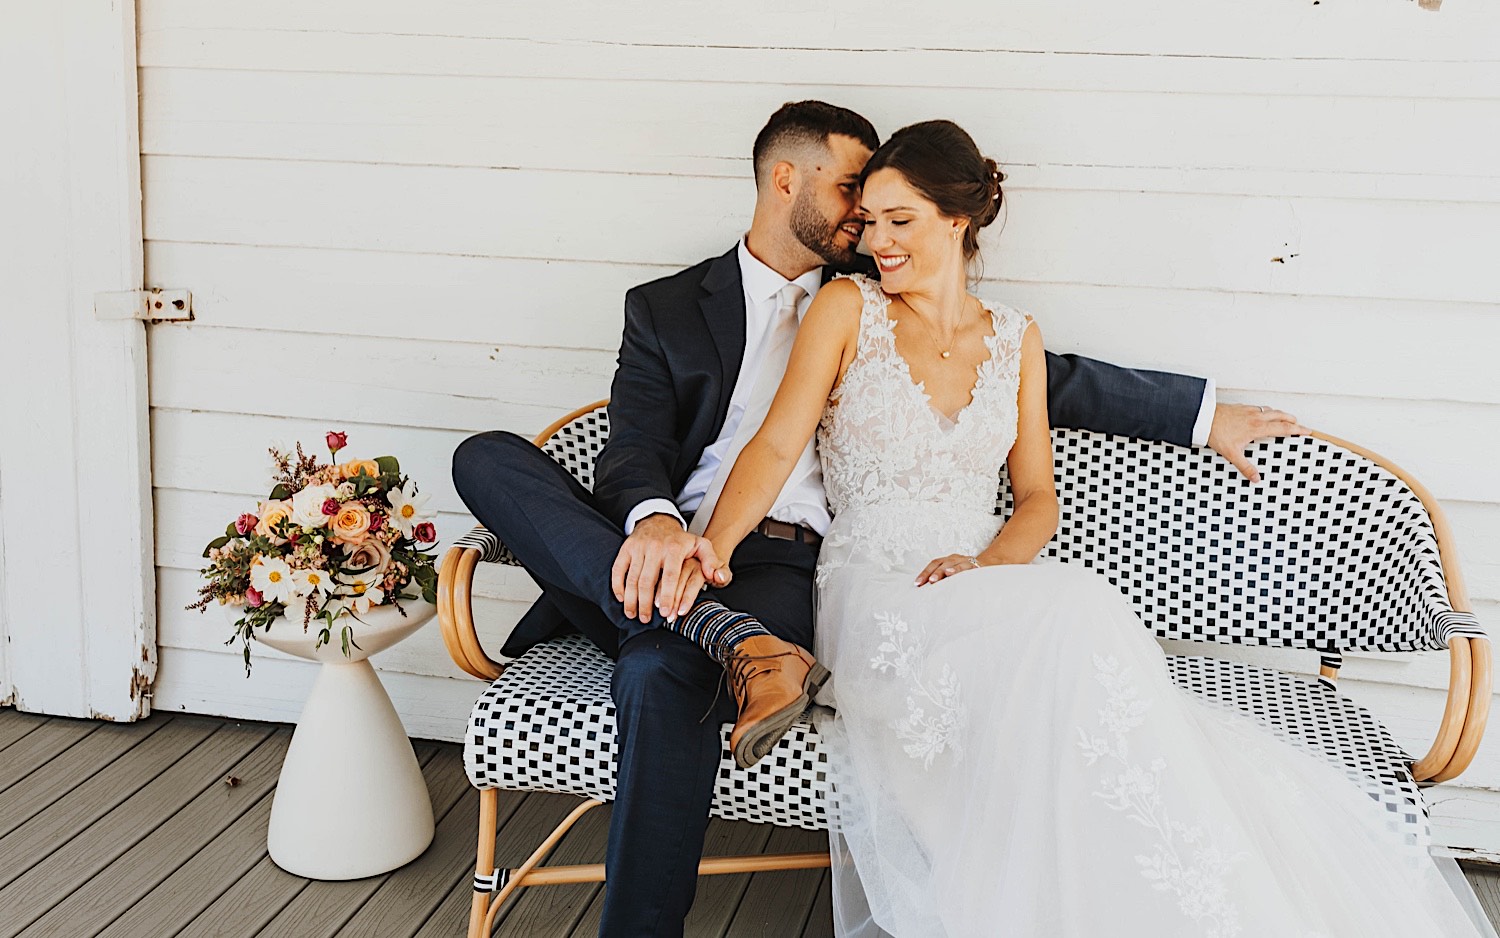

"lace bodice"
[817,274,1032,522]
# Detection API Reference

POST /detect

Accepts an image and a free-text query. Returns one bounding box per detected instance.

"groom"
[452,100,1298,937]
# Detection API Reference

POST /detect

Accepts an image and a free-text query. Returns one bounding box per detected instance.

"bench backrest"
[540,404,1473,655]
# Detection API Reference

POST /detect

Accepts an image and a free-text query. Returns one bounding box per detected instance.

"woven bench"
[439,400,1490,938]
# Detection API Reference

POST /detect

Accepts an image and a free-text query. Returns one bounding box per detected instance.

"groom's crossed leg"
[451,430,817,935]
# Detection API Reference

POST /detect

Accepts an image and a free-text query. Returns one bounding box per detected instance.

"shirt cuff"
[1191,378,1217,448]
[624,498,685,535]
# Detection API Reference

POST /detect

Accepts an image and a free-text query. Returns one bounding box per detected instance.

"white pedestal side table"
[254,601,438,880]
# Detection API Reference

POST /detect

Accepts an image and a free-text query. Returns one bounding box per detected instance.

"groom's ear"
[770,160,798,202]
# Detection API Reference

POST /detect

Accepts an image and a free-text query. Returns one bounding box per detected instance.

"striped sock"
[668,600,771,667]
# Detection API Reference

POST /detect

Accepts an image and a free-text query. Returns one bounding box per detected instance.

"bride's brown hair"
[858,120,1005,263]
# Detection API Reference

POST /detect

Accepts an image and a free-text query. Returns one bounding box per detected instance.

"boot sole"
[732,662,831,770]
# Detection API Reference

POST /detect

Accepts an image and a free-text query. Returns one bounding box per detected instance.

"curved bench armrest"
[1308,431,1489,784]
[438,528,512,681]
[442,401,610,682]
[1427,636,1491,783]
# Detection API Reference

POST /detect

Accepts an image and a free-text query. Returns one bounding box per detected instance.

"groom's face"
[788,133,873,268]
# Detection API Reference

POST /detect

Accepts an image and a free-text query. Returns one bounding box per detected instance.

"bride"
[686,120,1491,936]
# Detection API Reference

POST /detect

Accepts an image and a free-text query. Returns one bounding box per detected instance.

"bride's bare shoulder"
[805,276,867,327]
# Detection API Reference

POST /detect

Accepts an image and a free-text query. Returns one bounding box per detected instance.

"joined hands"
[610,514,731,623]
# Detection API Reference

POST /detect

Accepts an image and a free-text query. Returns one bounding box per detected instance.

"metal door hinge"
[95,288,194,322]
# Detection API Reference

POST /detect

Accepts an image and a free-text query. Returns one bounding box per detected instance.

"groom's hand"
[1208,403,1309,483]
[613,514,704,623]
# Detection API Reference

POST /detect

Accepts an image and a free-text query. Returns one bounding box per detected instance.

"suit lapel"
[699,246,746,431]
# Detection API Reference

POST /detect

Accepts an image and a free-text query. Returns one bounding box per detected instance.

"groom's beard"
[790,190,859,269]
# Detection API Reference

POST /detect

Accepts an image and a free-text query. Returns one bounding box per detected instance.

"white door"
[0,0,156,720]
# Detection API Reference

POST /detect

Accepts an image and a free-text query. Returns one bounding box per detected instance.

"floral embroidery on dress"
[1078,655,1247,938]
[869,611,965,768]
[816,275,1030,526]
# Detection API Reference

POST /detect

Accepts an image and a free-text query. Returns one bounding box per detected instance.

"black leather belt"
[754,518,822,548]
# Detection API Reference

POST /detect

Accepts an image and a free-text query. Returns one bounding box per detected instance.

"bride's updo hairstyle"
[858,120,1005,263]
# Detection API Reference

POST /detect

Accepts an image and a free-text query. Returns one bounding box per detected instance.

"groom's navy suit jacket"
[502,244,1205,657]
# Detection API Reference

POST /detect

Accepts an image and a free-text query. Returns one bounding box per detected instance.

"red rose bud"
[322,498,339,516]
[326,430,348,454]
[246,587,264,608]
[234,512,258,535]
[369,512,385,531]
[414,522,437,543]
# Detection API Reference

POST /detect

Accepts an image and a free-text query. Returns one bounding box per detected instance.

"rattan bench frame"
[439,399,1490,938]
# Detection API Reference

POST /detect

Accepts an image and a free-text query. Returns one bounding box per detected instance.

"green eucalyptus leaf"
[270,483,290,500]
[203,535,232,557]
[375,455,400,477]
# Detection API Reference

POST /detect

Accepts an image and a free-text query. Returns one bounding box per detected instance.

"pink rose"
[413,521,437,543]
[322,498,340,516]
[235,512,258,535]
[245,587,264,608]
[369,512,385,532]
[326,430,348,455]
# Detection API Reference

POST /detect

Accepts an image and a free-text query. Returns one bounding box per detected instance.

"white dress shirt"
[624,239,1217,535]
[625,239,830,536]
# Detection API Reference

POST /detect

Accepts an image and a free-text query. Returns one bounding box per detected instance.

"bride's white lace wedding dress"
[811,274,1487,938]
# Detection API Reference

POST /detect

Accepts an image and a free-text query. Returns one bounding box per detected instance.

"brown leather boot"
[726,635,831,769]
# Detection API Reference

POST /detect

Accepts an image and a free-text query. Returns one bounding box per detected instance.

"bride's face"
[860,168,965,294]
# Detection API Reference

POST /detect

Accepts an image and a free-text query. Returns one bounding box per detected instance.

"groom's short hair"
[752,101,879,188]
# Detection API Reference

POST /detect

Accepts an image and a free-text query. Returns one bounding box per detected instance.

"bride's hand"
[915,553,984,586]
[664,551,733,619]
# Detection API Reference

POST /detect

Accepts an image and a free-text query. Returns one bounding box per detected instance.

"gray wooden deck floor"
[2,706,1497,937]
[0,708,829,938]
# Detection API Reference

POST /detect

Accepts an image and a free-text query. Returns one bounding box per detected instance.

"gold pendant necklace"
[911,298,968,360]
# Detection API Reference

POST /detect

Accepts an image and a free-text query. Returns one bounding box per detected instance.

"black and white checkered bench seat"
[465,635,831,830]
[464,635,1426,840]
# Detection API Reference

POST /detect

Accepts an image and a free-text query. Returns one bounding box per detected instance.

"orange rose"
[331,503,372,544]
[254,500,293,542]
[339,459,381,481]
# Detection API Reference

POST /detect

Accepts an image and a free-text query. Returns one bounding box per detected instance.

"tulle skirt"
[812,502,1492,938]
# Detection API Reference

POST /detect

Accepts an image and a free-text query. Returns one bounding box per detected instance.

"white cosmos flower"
[386,480,432,537]
[249,557,294,604]
[292,567,334,597]
[290,483,338,529]
[352,585,386,615]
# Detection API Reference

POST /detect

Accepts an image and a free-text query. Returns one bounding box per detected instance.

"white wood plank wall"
[136,0,1500,853]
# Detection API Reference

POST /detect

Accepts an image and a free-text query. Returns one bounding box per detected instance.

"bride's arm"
[665,278,858,616]
[978,321,1059,565]
[699,279,861,565]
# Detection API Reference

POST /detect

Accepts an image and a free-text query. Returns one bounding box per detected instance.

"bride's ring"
[966,556,982,569]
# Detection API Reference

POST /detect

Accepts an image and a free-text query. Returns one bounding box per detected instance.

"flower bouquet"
[188,431,440,674]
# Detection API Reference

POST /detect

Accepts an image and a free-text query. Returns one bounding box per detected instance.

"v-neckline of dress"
[878,295,1000,428]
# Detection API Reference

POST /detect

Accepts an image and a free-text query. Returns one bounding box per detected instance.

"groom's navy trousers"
[452,429,817,938]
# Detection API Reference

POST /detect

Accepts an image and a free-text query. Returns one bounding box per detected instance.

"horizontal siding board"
[139,68,1500,183]
[143,240,663,349]
[147,241,1500,406]
[134,0,1500,61]
[143,155,1500,304]
[146,323,613,434]
[136,31,1500,100]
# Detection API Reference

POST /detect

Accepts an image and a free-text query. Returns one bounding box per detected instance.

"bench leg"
[468,791,833,937]
[479,799,607,935]
[467,788,500,938]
